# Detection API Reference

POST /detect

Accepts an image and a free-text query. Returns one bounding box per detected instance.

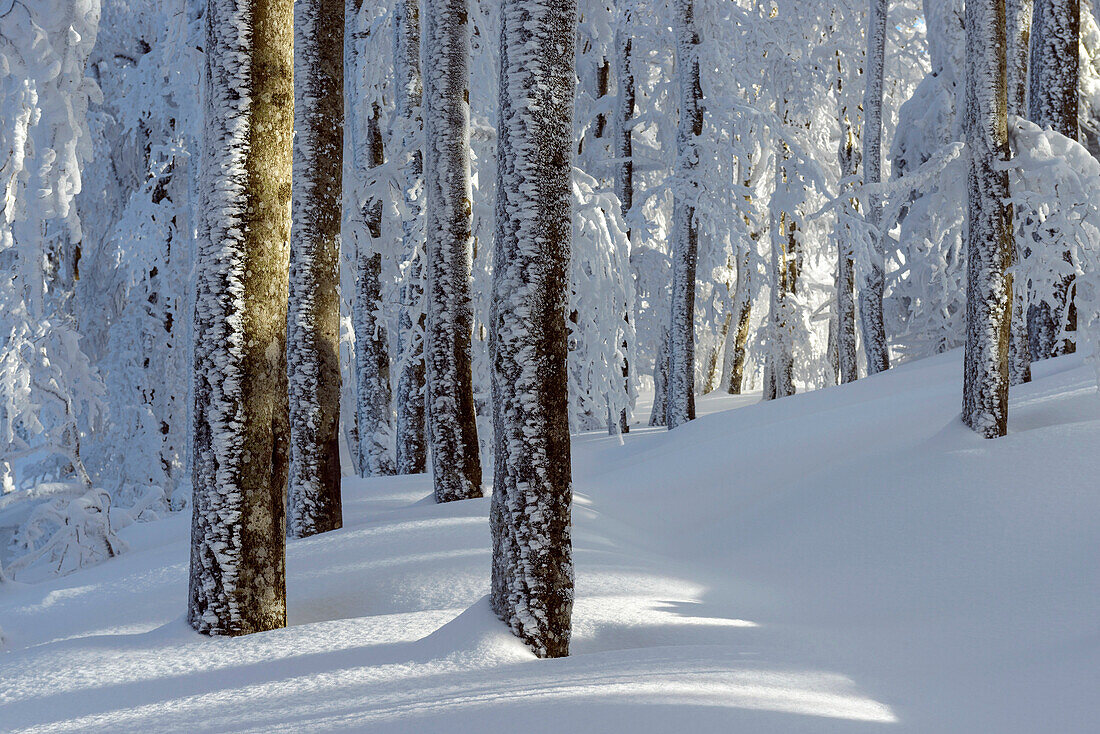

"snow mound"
[1,350,1098,732]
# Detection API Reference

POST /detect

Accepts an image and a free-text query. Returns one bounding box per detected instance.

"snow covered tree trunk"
[723,241,753,394]
[1007,0,1034,385]
[490,0,577,659]
[614,6,635,434]
[766,137,797,401]
[188,0,293,635]
[395,0,428,474]
[836,58,861,385]
[288,0,344,537]
[615,5,635,241]
[650,325,669,425]
[423,0,483,502]
[1027,0,1080,357]
[350,1,396,477]
[963,0,1015,438]
[667,0,703,429]
[861,0,891,375]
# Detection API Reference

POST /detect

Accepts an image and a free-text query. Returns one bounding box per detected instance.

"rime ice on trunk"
[1007,0,1034,385]
[650,325,670,425]
[861,0,891,375]
[836,55,860,385]
[423,0,483,502]
[395,0,428,474]
[766,137,798,400]
[490,0,577,659]
[667,0,704,429]
[1027,0,1080,357]
[614,4,635,242]
[188,0,293,635]
[354,99,396,477]
[963,0,1015,438]
[614,6,635,433]
[288,0,344,537]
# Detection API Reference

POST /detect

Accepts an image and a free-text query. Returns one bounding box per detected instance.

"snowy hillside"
[2,350,1098,733]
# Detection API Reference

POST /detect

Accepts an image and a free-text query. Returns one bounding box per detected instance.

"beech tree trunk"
[1027,0,1079,358]
[766,137,798,400]
[836,53,860,385]
[667,0,703,429]
[423,0,483,502]
[1007,0,1034,385]
[188,0,292,635]
[353,98,396,477]
[650,325,670,425]
[395,0,427,474]
[288,0,343,537]
[963,0,1014,438]
[861,0,891,375]
[490,0,577,659]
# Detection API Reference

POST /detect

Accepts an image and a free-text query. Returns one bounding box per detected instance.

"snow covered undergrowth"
[2,351,1098,733]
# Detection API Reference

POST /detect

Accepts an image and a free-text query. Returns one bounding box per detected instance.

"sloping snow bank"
[1,350,1097,732]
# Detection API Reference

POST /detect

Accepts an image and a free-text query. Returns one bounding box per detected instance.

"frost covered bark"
[347,0,395,477]
[836,57,861,385]
[189,0,293,634]
[1027,0,1080,357]
[395,0,427,474]
[963,0,1015,438]
[861,0,891,375]
[353,104,395,477]
[614,4,635,240]
[650,325,670,425]
[766,139,798,401]
[288,0,344,537]
[667,0,704,429]
[1007,0,1034,384]
[423,0,483,502]
[490,0,576,659]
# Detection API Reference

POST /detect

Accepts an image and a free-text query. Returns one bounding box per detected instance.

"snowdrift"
[1,350,1098,732]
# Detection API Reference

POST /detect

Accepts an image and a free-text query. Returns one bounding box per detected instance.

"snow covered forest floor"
[2,350,1098,733]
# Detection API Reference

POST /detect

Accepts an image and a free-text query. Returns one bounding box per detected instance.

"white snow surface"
[2,350,1099,732]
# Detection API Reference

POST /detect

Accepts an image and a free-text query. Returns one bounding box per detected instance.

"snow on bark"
[836,56,861,385]
[345,0,395,478]
[1027,0,1080,357]
[650,325,670,425]
[395,0,427,475]
[614,3,635,239]
[861,0,892,376]
[188,0,292,634]
[489,0,576,659]
[422,0,483,502]
[766,138,798,401]
[963,0,1015,438]
[288,0,344,537]
[666,0,704,429]
[1007,0,1035,385]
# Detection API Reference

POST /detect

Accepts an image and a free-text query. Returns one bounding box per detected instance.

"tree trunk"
[963,0,1014,438]
[650,325,669,425]
[188,0,292,635]
[836,53,860,385]
[395,0,427,474]
[667,0,703,429]
[1027,0,1079,357]
[1007,0,1034,385]
[354,101,396,477]
[615,6,635,433]
[766,137,797,400]
[490,0,577,659]
[861,0,891,375]
[288,0,344,537]
[423,0,483,502]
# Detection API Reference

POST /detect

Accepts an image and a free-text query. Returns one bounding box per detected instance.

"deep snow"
[1,350,1098,732]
